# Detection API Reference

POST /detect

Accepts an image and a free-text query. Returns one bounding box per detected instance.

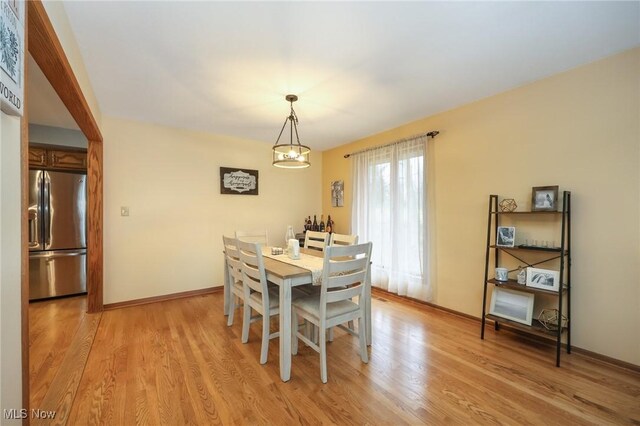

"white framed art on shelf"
[526,267,560,292]
[489,287,535,325]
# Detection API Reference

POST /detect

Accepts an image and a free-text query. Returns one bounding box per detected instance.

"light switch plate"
[120,206,130,216]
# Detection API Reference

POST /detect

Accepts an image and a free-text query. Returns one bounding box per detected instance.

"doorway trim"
[23,0,104,414]
[26,0,103,311]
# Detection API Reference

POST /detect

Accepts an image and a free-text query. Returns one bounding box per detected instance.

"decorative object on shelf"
[495,267,508,281]
[526,267,560,292]
[531,185,559,211]
[517,267,527,285]
[489,287,535,325]
[220,167,258,195]
[496,226,515,247]
[538,309,569,331]
[499,198,517,212]
[331,180,344,207]
[272,94,311,169]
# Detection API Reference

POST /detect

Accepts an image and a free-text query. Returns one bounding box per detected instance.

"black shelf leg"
[566,192,571,354]
[481,195,498,340]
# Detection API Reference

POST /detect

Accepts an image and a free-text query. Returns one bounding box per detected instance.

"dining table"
[223,247,372,382]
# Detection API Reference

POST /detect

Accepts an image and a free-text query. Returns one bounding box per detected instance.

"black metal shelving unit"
[480,191,571,366]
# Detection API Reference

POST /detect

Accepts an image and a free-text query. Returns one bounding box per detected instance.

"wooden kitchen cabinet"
[48,149,87,170]
[28,147,47,167]
[29,145,87,171]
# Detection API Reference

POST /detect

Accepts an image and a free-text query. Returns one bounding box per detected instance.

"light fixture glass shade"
[272,94,311,169]
[272,143,310,168]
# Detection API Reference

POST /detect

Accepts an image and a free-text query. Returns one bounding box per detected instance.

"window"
[351,136,430,301]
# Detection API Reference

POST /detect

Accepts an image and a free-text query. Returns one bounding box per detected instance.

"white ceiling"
[27,54,79,130]
[62,1,639,151]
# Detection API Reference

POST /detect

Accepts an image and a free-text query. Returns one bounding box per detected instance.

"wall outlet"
[120,206,130,216]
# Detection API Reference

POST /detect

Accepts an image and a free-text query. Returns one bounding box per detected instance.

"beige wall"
[0,113,23,422]
[42,1,102,128]
[322,48,640,365]
[102,117,322,304]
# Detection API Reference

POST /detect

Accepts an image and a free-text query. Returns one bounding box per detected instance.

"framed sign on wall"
[220,167,259,195]
[1,0,25,116]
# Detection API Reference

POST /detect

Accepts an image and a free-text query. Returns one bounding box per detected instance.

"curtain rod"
[343,131,439,159]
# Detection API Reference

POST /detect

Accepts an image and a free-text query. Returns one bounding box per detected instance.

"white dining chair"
[304,231,329,251]
[237,239,305,364]
[235,230,269,246]
[223,236,244,327]
[292,242,372,383]
[329,233,358,246]
[327,233,359,339]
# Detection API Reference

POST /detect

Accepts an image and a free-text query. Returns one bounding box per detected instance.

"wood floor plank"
[29,296,88,410]
[51,292,640,425]
[33,308,101,426]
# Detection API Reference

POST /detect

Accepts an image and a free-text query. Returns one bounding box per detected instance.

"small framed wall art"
[220,167,259,195]
[526,267,560,292]
[489,287,535,325]
[531,185,559,211]
[496,226,515,247]
[331,180,344,207]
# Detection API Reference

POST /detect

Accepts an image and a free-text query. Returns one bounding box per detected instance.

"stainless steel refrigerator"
[29,170,87,300]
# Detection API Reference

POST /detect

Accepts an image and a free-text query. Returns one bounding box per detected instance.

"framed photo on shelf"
[489,287,535,325]
[526,267,560,292]
[531,185,559,211]
[496,226,515,247]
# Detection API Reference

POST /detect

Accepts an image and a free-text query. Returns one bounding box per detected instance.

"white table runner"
[262,247,324,285]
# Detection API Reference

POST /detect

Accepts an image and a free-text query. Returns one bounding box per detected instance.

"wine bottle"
[304,217,309,232]
[320,215,325,232]
[312,215,318,231]
[326,215,333,233]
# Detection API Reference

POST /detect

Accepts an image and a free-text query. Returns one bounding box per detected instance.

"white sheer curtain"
[351,136,431,301]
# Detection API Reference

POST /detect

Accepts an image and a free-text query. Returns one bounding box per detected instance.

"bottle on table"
[285,225,295,246]
[284,225,296,245]
[319,215,325,232]
[326,215,333,234]
[312,215,318,231]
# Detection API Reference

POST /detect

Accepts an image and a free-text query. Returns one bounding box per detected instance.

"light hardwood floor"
[29,296,89,408]
[33,293,639,425]
[29,296,102,425]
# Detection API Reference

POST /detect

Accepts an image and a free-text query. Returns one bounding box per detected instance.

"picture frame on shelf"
[526,267,561,292]
[489,287,535,325]
[531,185,559,211]
[496,226,515,247]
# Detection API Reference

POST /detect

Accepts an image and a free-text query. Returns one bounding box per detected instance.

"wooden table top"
[262,248,322,279]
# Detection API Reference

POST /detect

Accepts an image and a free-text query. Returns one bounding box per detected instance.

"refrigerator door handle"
[28,170,44,250]
[44,172,52,248]
[28,212,38,248]
[29,249,86,259]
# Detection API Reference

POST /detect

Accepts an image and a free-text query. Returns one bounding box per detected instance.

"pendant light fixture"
[272,94,311,168]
